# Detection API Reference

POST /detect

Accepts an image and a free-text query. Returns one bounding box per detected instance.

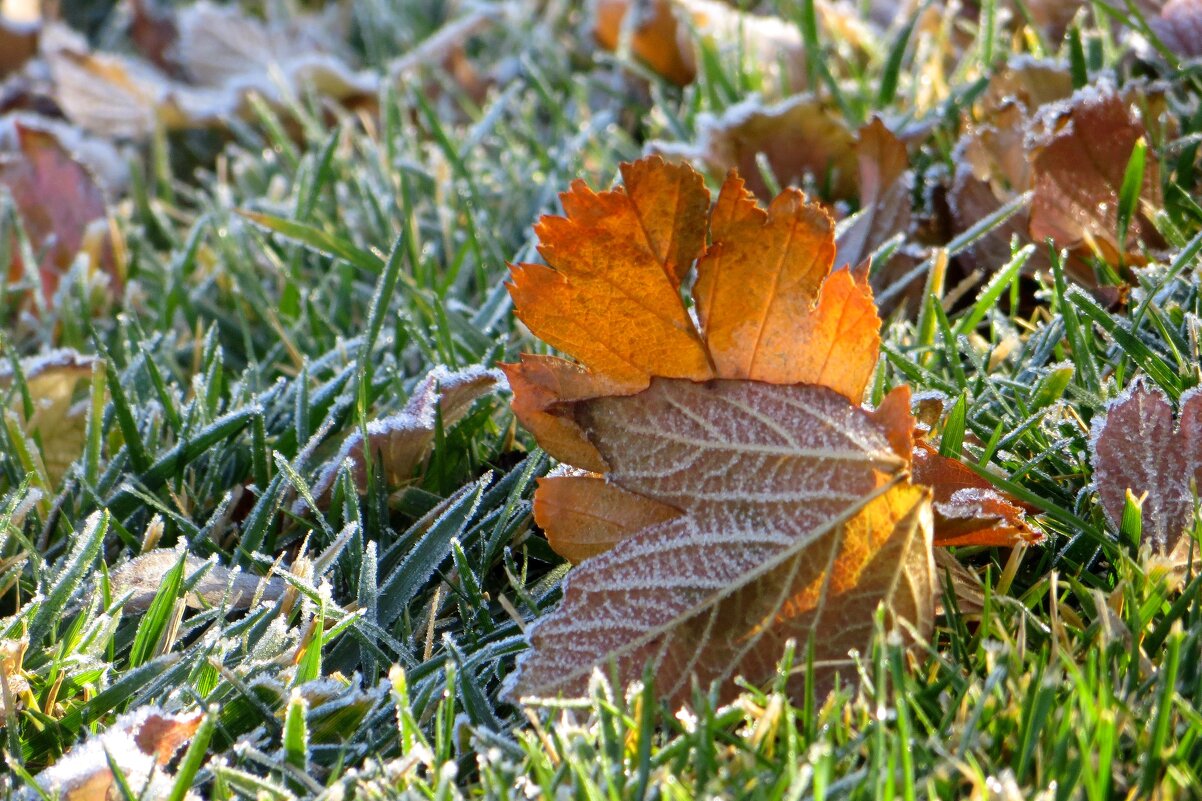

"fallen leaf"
[652,95,859,202]
[0,14,38,78]
[1,348,96,487]
[111,548,286,612]
[696,173,879,395]
[1028,84,1166,267]
[506,379,933,704]
[505,156,1033,701]
[835,117,916,300]
[128,0,180,74]
[501,354,640,472]
[30,706,204,801]
[0,634,30,706]
[593,0,696,86]
[508,157,713,384]
[307,365,503,505]
[913,442,1042,546]
[0,122,117,303]
[593,0,815,94]
[533,467,682,562]
[1090,382,1202,559]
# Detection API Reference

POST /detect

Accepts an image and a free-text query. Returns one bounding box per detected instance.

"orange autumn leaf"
[508,158,713,385]
[912,442,1043,547]
[593,0,696,86]
[533,470,682,563]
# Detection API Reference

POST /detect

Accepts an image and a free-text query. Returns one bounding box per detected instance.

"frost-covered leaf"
[308,365,503,505]
[1028,84,1165,267]
[835,117,917,305]
[913,442,1042,547]
[1090,383,1202,558]
[593,0,696,86]
[652,95,858,202]
[593,0,812,92]
[506,379,933,704]
[28,706,204,801]
[0,14,37,77]
[508,156,713,384]
[1150,0,1202,59]
[110,549,286,612]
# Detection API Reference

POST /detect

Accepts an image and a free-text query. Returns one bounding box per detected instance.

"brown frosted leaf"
[912,442,1042,547]
[307,365,502,505]
[129,0,180,73]
[506,378,933,704]
[0,122,117,302]
[1028,86,1165,267]
[979,59,1074,116]
[0,15,38,78]
[652,95,858,203]
[1090,383,1202,558]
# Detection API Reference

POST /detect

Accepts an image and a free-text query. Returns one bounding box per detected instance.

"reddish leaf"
[1028,86,1165,267]
[0,123,117,303]
[1150,0,1202,58]
[1090,383,1202,557]
[912,442,1043,547]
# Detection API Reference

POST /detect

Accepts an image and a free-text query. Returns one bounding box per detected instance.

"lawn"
[1,0,1201,798]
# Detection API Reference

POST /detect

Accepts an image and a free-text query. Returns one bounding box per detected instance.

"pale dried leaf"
[111,549,287,612]
[308,365,503,504]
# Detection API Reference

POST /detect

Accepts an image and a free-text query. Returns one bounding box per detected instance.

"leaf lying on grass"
[110,549,286,612]
[1,348,96,488]
[27,706,204,801]
[651,95,859,202]
[0,122,119,304]
[306,364,504,506]
[504,156,1039,702]
[1090,382,1202,559]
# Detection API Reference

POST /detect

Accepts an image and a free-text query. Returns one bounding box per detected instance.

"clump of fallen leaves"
[950,65,1168,286]
[503,156,1040,704]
